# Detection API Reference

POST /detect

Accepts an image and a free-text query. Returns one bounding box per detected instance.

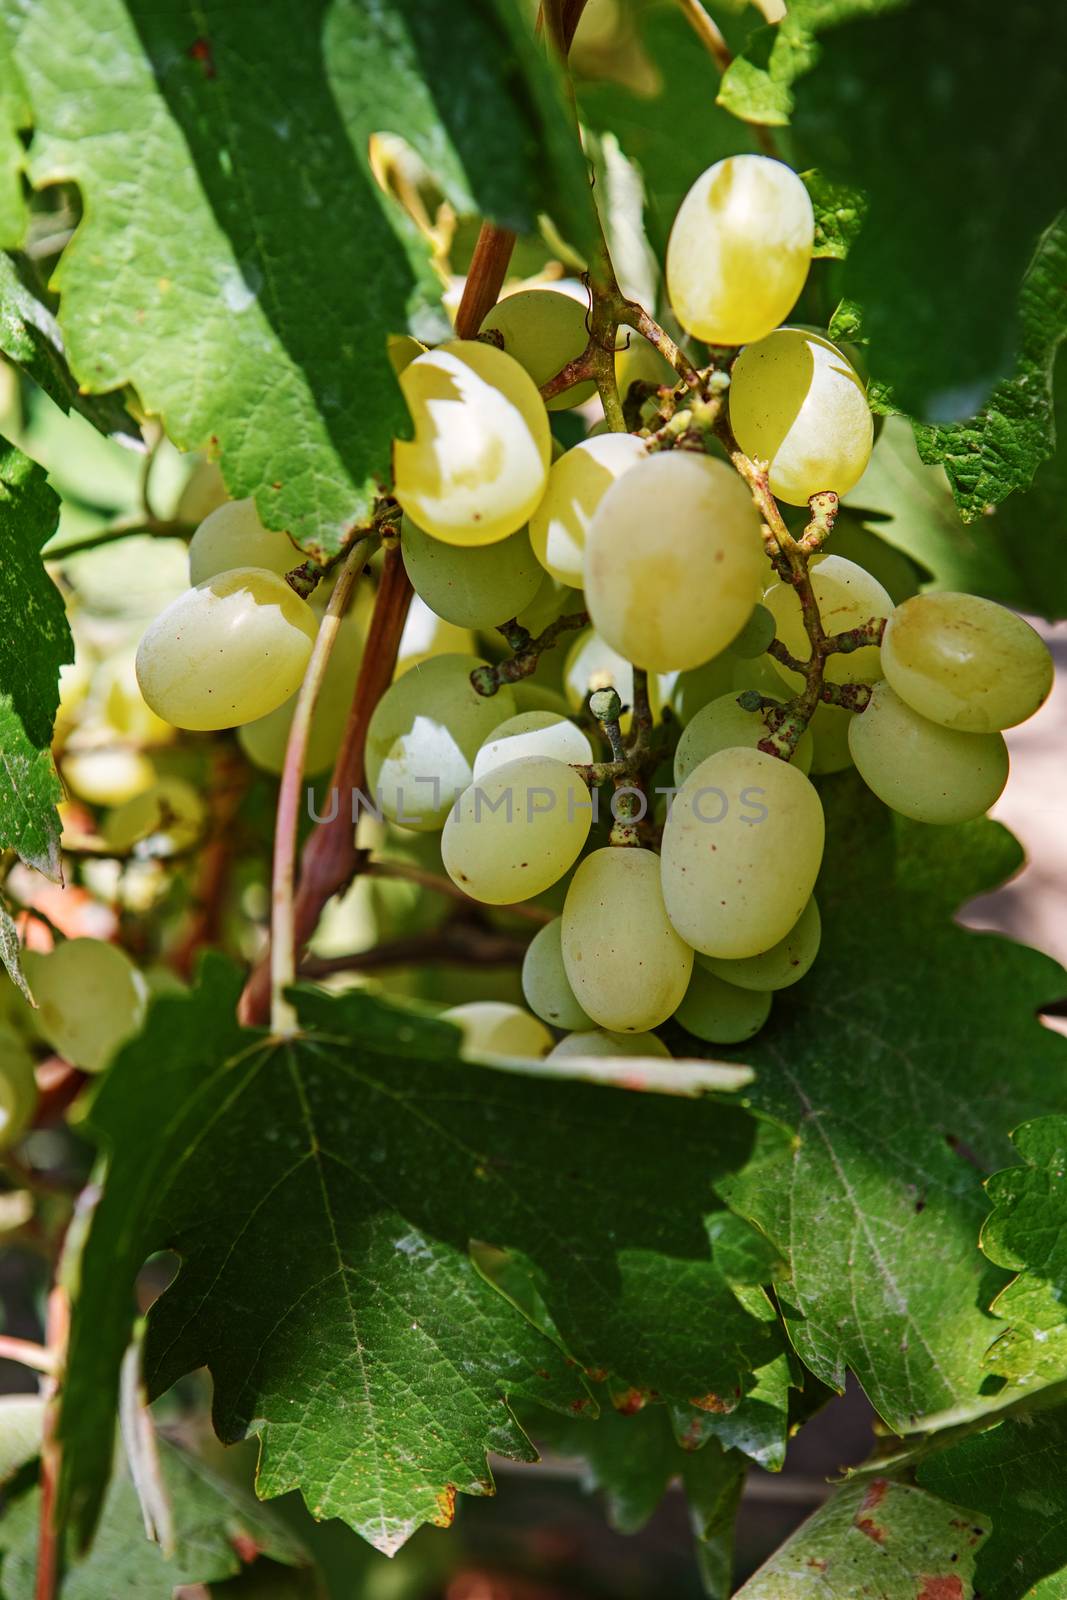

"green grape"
[63,747,157,807]
[584,452,764,672]
[480,287,595,410]
[393,339,551,546]
[102,777,205,856]
[674,692,813,785]
[187,498,298,585]
[676,967,772,1045]
[881,592,1053,732]
[615,331,676,407]
[670,653,738,724]
[400,516,543,629]
[848,680,1009,824]
[521,918,595,1031]
[548,1028,671,1060]
[136,568,318,731]
[0,1028,37,1148]
[665,155,814,345]
[473,711,593,782]
[511,682,572,718]
[661,747,824,959]
[238,609,363,777]
[729,328,873,506]
[366,654,516,831]
[22,939,147,1073]
[808,701,854,775]
[822,514,918,605]
[730,651,789,702]
[563,630,670,729]
[731,603,776,660]
[562,847,693,1032]
[698,896,820,991]
[765,555,892,689]
[515,571,582,639]
[396,594,476,668]
[442,1001,553,1060]
[442,755,593,903]
[529,434,647,586]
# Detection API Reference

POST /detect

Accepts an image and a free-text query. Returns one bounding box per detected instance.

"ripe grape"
[698,896,820,991]
[521,918,594,1031]
[665,155,814,344]
[400,516,543,630]
[561,847,693,1032]
[616,332,676,406]
[808,702,854,775]
[187,498,298,585]
[515,571,582,639]
[136,569,318,731]
[731,603,777,660]
[881,592,1053,732]
[584,452,764,672]
[102,777,205,856]
[442,1001,553,1060]
[529,434,647,587]
[366,654,516,831]
[480,287,595,409]
[396,594,476,669]
[238,610,363,777]
[848,681,1009,824]
[393,340,551,545]
[442,755,593,903]
[473,711,593,782]
[764,555,892,689]
[676,967,772,1045]
[563,630,669,729]
[22,939,147,1073]
[674,692,813,785]
[661,747,825,958]
[63,747,157,808]
[729,328,873,505]
[176,458,228,526]
[548,1029,671,1060]
[0,1029,37,1148]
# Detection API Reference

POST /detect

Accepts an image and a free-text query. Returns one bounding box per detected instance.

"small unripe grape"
[675,967,772,1045]
[666,155,814,345]
[442,755,593,904]
[584,452,765,672]
[674,692,813,785]
[764,555,892,689]
[808,701,854,775]
[442,1001,553,1061]
[698,897,820,991]
[548,1029,671,1060]
[63,748,156,808]
[881,592,1053,732]
[136,569,318,731]
[529,434,647,587]
[473,712,593,782]
[98,651,175,745]
[729,328,873,505]
[102,777,205,856]
[522,918,595,1032]
[731,604,776,660]
[562,847,693,1033]
[188,498,298,585]
[400,516,543,629]
[22,939,147,1073]
[848,681,1009,824]
[480,287,595,410]
[393,340,551,546]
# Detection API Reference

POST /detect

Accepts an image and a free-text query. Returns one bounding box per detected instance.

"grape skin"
[188,498,298,585]
[522,919,595,1032]
[22,939,147,1074]
[441,1001,553,1060]
[529,434,647,587]
[848,681,1009,824]
[584,453,765,672]
[480,287,595,410]
[698,897,821,991]
[764,555,892,690]
[665,155,814,345]
[729,329,873,505]
[136,567,319,731]
[562,847,694,1033]
[442,755,593,904]
[881,592,1053,732]
[472,711,593,783]
[676,967,772,1045]
[548,1029,671,1060]
[400,516,543,630]
[674,691,813,785]
[393,340,551,546]
[661,747,825,959]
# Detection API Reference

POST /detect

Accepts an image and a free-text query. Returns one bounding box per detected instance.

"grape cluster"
[128,153,1054,1064]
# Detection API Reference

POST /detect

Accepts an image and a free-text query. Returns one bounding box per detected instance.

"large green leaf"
[733,1477,988,1599]
[0,25,26,248]
[13,0,597,560]
[718,776,1067,1432]
[0,435,69,877]
[58,964,774,1556]
[0,1437,307,1599]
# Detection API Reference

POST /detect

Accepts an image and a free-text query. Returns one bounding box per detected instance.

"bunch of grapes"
[123,152,1053,1067]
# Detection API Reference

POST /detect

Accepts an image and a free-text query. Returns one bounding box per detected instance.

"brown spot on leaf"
[917,1578,964,1600]
[689,1392,731,1414]
[188,36,216,77]
[862,1479,888,1510]
[613,1387,647,1416]
[433,1484,458,1528]
[230,1531,262,1564]
[856,1516,886,1544]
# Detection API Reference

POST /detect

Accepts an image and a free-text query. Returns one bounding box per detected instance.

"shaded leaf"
[0,900,31,1003]
[0,26,26,248]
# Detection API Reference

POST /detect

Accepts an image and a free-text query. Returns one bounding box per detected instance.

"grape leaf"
[13,0,597,560]
[0,1437,307,1599]
[0,253,139,442]
[789,0,1067,418]
[802,170,866,262]
[912,217,1067,522]
[733,1477,988,1599]
[917,1408,1067,1600]
[0,25,26,247]
[58,963,777,1556]
[0,435,69,878]
[718,776,1067,1433]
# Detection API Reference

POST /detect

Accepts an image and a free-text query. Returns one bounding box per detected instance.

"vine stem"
[674,0,779,158]
[300,922,532,979]
[268,535,376,1036]
[35,1284,69,1600]
[0,1335,54,1374]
